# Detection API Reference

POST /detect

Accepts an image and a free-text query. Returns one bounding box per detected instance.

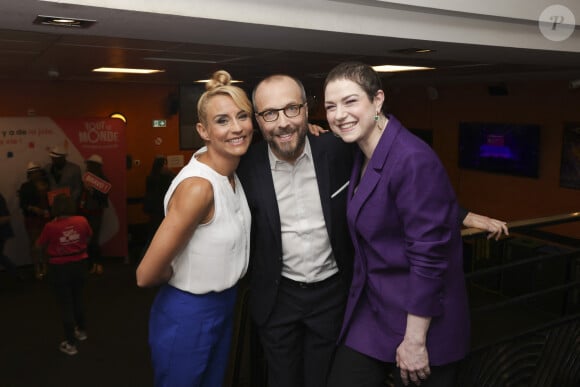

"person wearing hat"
[79,154,109,275]
[18,161,51,279]
[46,146,82,206]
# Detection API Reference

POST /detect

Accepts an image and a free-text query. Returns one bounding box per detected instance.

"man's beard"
[267,125,307,162]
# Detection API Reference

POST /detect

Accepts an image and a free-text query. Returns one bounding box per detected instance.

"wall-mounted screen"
[179,84,205,150]
[458,122,540,178]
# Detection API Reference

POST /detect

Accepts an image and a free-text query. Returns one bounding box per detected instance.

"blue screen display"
[458,122,540,178]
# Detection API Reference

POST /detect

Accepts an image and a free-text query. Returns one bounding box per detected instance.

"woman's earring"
[375,113,384,130]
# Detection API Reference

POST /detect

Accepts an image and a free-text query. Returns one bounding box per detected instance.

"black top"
[0,193,14,240]
[143,170,175,218]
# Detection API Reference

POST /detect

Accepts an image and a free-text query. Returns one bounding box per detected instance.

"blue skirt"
[149,284,237,387]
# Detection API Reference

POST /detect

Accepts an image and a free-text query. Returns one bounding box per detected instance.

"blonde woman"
[137,70,253,387]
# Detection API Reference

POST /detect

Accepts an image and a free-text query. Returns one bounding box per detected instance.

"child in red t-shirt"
[37,194,92,356]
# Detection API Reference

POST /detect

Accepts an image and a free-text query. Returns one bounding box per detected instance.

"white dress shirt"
[268,137,338,283]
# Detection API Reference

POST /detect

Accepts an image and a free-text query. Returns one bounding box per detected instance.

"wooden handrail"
[461,211,580,238]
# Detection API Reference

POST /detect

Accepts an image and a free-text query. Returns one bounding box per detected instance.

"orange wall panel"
[1,78,578,235]
[0,80,193,224]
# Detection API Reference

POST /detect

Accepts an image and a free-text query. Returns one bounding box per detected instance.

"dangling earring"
[375,112,383,130]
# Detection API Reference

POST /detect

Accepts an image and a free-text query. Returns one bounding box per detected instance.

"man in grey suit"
[46,146,82,205]
[237,75,353,387]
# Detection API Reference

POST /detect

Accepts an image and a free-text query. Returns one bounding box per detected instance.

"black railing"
[458,211,580,386]
[461,212,580,238]
[229,212,580,386]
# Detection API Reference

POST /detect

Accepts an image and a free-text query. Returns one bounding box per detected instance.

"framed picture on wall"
[559,123,580,189]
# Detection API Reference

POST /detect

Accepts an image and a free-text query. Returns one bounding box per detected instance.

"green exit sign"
[153,119,167,127]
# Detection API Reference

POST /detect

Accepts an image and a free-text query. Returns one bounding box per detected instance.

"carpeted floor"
[0,257,258,387]
[3,234,577,386]
[0,259,158,387]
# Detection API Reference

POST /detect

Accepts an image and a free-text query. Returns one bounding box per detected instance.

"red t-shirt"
[37,216,93,264]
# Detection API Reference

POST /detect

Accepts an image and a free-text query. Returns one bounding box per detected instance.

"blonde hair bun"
[206,70,232,91]
[196,69,252,127]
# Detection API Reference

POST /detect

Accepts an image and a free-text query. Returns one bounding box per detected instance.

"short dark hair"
[324,61,383,102]
[51,194,76,217]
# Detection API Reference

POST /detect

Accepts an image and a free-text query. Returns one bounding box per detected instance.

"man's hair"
[252,74,307,112]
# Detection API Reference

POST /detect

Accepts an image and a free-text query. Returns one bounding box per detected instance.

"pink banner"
[0,117,127,263]
[83,172,112,194]
[52,118,127,258]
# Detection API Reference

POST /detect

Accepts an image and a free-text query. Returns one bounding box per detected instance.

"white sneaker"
[59,341,78,356]
[74,329,88,341]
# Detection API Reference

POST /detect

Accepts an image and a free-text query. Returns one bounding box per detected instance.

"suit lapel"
[348,116,402,223]
[252,143,282,249]
[309,134,333,238]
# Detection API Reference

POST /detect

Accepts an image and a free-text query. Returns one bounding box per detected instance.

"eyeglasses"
[256,103,306,122]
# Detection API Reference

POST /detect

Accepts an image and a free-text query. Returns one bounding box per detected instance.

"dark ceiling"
[1,1,580,89]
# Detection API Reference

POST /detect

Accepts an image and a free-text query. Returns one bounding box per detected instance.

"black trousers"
[0,239,18,277]
[49,260,88,344]
[258,274,345,387]
[86,214,103,266]
[327,345,459,387]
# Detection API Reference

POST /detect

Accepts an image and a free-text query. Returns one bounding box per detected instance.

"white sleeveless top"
[165,147,250,294]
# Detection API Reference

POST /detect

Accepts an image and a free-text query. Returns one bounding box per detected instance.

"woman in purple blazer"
[323,62,470,387]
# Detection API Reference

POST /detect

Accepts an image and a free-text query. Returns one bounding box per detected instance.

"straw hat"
[26,161,41,172]
[49,146,67,158]
[86,154,103,165]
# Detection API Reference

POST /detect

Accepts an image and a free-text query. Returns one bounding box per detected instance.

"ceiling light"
[109,113,127,123]
[144,57,218,64]
[33,15,96,28]
[389,48,436,55]
[53,18,75,24]
[92,67,164,74]
[194,79,243,83]
[372,65,434,73]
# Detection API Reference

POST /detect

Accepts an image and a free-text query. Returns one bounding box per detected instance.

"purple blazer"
[339,116,470,365]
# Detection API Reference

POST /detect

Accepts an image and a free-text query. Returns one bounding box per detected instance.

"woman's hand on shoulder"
[307,123,328,136]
